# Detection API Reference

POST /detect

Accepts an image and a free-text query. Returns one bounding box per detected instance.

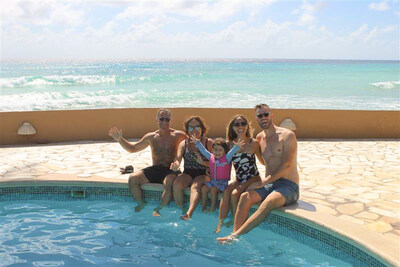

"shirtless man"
[109,108,186,213]
[217,103,299,244]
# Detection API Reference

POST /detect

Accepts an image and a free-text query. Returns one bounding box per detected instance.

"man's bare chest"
[152,136,177,153]
[261,136,284,161]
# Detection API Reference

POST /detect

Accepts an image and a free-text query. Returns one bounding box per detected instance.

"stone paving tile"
[0,139,399,240]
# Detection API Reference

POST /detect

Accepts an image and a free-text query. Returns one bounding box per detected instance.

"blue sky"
[1,0,399,60]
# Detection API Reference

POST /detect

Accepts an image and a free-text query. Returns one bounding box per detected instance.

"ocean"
[1,59,399,111]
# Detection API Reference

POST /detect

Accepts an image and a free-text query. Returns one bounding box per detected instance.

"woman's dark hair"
[183,116,208,136]
[226,114,253,142]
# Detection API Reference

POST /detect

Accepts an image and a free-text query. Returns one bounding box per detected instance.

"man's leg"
[217,191,285,244]
[128,170,150,212]
[153,173,177,216]
[172,173,192,212]
[181,175,208,220]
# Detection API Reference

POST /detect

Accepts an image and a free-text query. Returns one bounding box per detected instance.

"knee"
[128,175,139,186]
[201,185,209,193]
[231,190,240,201]
[173,178,184,191]
[211,187,219,194]
[164,175,175,188]
[191,182,202,191]
[239,192,251,204]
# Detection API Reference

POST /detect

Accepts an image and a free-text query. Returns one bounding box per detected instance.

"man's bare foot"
[207,208,215,213]
[180,213,191,220]
[134,203,145,212]
[202,208,207,213]
[214,222,223,233]
[217,234,238,245]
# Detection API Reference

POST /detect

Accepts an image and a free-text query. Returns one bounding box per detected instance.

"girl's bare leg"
[209,187,220,212]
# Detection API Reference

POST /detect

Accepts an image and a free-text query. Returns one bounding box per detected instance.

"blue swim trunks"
[255,178,299,206]
[205,179,229,192]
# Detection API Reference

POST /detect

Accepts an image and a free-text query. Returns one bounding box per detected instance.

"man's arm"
[109,127,152,153]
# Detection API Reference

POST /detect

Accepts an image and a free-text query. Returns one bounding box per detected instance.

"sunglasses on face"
[233,121,247,127]
[188,126,201,131]
[159,117,171,122]
[256,112,269,119]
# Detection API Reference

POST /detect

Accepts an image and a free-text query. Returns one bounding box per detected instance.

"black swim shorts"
[183,168,207,179]
[142,165,180,184]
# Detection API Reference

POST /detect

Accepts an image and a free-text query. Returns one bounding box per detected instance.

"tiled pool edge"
[0,180,396,267]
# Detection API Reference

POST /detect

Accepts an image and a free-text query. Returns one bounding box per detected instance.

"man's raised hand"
[109,127,122,142]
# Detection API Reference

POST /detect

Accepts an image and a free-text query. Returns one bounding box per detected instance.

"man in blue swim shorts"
[218,103,300,244]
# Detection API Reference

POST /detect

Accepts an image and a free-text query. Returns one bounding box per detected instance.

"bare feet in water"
[217,234,238,245]
[214,221,223,233]
[180,213,191,220]
[134,203,145,212]
[152,205,164,217]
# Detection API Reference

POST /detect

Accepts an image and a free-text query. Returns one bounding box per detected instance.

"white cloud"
[348,23,396,42]
[298,13,316,26]
[116,0,277,22]
[369,1,390,11]
[294,0,326,27]
[1,0,85,26]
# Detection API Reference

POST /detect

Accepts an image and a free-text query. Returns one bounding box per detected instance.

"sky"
[1,0,399,60]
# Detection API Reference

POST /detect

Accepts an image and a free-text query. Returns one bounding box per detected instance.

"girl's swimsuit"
[195,141,240,192]
[183,139,209,178]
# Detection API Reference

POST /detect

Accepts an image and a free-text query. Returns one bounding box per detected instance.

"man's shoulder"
[170,129,187,137]
[144,131,158,139]
[277,127,296,141]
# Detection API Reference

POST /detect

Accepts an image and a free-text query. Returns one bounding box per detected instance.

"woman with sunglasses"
[215,115,264,233]
[170,116,214,219]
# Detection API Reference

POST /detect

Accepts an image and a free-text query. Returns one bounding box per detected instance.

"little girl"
[191,135,245,213]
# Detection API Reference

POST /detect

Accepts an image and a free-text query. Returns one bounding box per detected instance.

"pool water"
[0,200,354,266]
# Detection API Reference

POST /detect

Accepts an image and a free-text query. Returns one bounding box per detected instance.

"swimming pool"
[0,184,391,266]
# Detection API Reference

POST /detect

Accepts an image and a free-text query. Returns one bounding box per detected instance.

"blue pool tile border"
[0,185,391,267]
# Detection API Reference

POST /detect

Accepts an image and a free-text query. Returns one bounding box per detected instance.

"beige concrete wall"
[1,108,399,145]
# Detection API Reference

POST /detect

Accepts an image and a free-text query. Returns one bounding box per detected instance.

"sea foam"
[370,81,400,89]
[0,75,117,88]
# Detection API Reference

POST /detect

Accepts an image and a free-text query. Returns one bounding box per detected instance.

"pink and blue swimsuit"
[195,141,240,191]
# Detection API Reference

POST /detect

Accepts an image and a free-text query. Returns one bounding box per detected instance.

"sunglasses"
[233,121,247,127]
[159,117,171,122]
[256,112,269,119]
[188,126,201,131]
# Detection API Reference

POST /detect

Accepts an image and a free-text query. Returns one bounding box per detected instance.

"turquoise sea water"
[0,200,356,266]
[1,59,399,111]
